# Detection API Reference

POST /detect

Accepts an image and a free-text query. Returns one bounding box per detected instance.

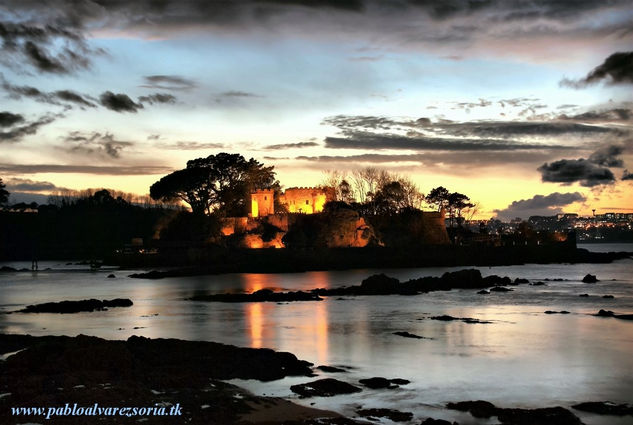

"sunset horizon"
[1,1,632,220]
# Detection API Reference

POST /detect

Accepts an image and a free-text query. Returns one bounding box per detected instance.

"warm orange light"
[247,303,263,348]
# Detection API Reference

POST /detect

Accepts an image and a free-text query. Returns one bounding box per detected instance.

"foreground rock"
[189,289,322,303]
[16,298,133,313]
[582,274,598,283]
[421,419,459,425]
[0,334,317,424]
[572,401,633,416]
[356,408,413,422]
[358,377,409,389]
[593,310,633,320]
[290,378,362,397]
[447,400,583,424]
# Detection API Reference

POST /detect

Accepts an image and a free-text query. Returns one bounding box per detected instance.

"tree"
[426,186,450,211]
[150,153,279,216]
[0,178,9,205]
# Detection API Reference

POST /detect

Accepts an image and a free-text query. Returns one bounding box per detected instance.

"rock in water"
[582,274,598,283]
[290,378,362,397]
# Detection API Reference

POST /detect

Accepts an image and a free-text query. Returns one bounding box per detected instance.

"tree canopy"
[0,178,9,205]
[150,153,279,216]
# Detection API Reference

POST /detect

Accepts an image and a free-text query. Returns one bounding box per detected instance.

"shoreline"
[2,333,630,424]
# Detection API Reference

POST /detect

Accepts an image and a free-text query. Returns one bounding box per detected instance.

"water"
[1,243,632,424]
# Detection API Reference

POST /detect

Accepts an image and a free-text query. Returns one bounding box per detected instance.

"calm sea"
[1,242,632,424]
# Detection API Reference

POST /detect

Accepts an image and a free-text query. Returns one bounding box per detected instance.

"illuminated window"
[305,200,309,205]
[264,196,267,200]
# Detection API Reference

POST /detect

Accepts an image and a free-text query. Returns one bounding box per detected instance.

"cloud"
[324,131,572,152]
[623,170,633,181]
[558,108,632,123]
[61,131,133,159]
[138,93,177,105]
[263,141,319,150]
[561,51,633,88]
[537,159,615,187]
[141,75,197,91]
[158,141,224,150]
[494,192,586,220]
[0,113,58,143]
[0,163,172,175]
[0,111,24,127]
[1,77,96,109]
[588,144,625,168]
[99,91,143,113]
[0,20,97,74]
[4,177,61,192]
[220,91,261,98]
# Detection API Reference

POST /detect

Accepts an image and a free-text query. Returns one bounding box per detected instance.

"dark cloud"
[0,111,24,127]
[61,131,132,159]
[99,91,143,113]
[264,142,319,150]
[323,115,408,130]
[4,177,60,192]
[559,108,632,123]
[0,114,58,143]
[256,0,364,12]
[494,192,586,220]
[0,163,172,175]
[2,77,96,109]
[141,75,197,91]
[538,159,615,187]
[324,131,572,152]
[588,145,625,168]
[561,51,633,88]
[138,93,177,105]
[623,170,633,181]
[0,20,97,74]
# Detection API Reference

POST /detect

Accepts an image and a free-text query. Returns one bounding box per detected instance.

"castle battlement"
[249,186,335,217]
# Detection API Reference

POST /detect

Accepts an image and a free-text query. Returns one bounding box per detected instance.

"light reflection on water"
[0,253,632,424]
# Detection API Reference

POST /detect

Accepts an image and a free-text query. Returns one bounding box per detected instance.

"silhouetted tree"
[426,186,450,211]
[150,153,279,216]
[447,192,474,227]
[0,178,8,205]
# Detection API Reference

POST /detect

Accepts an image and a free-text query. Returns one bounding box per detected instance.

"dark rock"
[189,289,322,303]
[290,378,362,397]
[582,274,598,283]
[359,377,392,389]
[497,406,582,425]
[393,331,429,339]
[316,365,347,373]
[440,269,483,288]
[530,282,546,286]
[430,315,491,324]
[356,408,413,422]
[0,266,17,272]
[572,401,633,416]
[490,286,513,292]
[358,377,408,389]
[107,274,116,278]
[545,311,570,315]
[595,310,633,320]
[514,278,529,284]
[446,400,497,418]
[359,273,400,295]
[477,290,490,294]
[482,275,512,287]
[602,295,614,299]
[579,294,589,297]
[17,298,133,314]
[421,419,458,425]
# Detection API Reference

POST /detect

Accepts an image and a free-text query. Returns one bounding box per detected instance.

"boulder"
[446,400,497,418]
[290,378,362,397]
[572,401,633,416]
[359,274,400,295]
[582,274,598,283]
[356,408,413,422]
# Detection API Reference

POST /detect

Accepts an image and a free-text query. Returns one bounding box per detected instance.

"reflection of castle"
[250,187,336,218]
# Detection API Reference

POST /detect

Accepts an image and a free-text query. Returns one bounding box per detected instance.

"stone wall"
[250,189,274,218]
[279,187,336,214]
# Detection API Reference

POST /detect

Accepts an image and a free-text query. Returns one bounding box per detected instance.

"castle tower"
[250,189,274,217]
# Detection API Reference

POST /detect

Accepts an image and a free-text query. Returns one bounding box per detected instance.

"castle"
[250,187,336,217]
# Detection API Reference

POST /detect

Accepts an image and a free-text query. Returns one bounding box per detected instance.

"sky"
[0,0,632,220]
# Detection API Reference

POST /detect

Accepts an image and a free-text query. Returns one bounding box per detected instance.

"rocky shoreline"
[2,334,632,424]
